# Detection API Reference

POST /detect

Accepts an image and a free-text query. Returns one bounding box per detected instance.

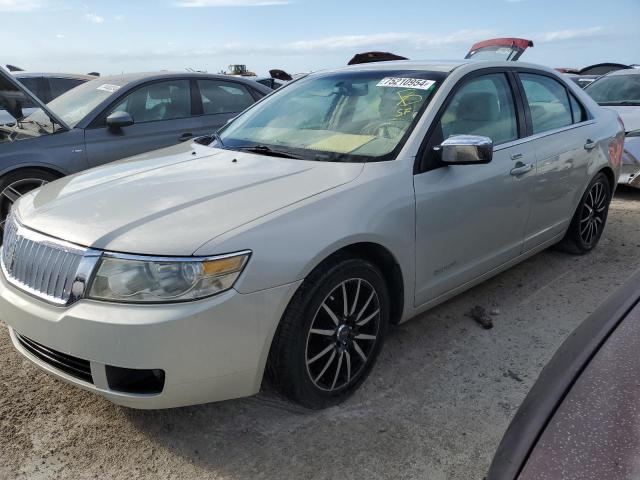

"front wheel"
[266,257,390,409]
[557,172,611,255]
[0,169,57,235]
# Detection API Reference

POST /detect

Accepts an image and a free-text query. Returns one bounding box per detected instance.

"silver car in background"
[585,68,640,188]
[0,60,624,409]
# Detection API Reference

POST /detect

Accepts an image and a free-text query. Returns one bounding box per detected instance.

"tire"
[266,256,390,409]
[0,168,58,235]
[556,172,611,255]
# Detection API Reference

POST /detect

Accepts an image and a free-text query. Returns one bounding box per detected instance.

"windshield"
[26,79,122,128]
[585,74,640,105]
[217,70,441,162]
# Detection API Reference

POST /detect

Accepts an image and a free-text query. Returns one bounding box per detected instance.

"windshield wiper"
[233,144,304,159]
[18,119,52,134]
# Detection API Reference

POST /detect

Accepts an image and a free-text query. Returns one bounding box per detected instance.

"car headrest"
[457,92,500,121]
[147,83,171,100]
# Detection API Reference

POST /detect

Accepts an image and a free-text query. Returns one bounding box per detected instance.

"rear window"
[198,80,255,115]
[49,78,85,100]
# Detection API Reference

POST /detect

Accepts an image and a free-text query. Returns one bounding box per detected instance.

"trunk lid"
[465,38,534,61]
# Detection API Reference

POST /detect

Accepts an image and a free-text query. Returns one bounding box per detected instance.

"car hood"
[15,141,364,255]
[604,105,640,132]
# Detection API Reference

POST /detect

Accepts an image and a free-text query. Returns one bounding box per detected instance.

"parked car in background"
[465,38,533,61]
[254,69,295,89]
[488,268,640,480]
[0,72,95,125]
[0,60,623,409]
[347,51,408,65]
[585,69,640,188]
[0,67,270,230]
[564,62,633,89]
[14,72,95,104]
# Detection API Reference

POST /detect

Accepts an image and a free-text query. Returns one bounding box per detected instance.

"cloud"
[17,25,614,73]
[56,33,65,39]
[84,13,104,24]
[287,30,494,51]
[176,0,290,6]
[536,26,604,42]
[0,0,45,12]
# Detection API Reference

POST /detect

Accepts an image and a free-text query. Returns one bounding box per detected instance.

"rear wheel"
[0,169,57,235]
[266,257,389,409]
[557,172,611,255]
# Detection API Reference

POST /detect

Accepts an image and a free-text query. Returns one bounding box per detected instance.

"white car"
[0,60,623,409]
[585,69,640,187]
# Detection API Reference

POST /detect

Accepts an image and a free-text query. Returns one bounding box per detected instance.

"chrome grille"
[1,214,98,305]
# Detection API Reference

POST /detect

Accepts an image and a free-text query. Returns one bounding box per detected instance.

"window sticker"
[395,89,423,117]
[96,84,121,93]
[376,78,435,90]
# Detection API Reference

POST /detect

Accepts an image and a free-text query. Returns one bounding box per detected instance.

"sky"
[2,0,639,77]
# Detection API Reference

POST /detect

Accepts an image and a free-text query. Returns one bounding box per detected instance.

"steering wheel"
[365,120,406,139]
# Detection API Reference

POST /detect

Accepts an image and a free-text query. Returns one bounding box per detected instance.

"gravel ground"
[1,187,639,480]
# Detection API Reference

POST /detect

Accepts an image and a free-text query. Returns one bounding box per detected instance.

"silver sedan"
[0,60,624,409]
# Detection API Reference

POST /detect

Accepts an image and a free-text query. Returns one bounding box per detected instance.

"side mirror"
[435,135,493,165]
[106,111,134,129]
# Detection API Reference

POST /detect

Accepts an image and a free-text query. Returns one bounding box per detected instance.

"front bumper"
[0,272,300,409]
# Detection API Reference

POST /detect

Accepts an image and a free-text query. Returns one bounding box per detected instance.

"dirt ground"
[1,187,639,480]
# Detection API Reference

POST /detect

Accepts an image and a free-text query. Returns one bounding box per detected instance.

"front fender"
[195,161,416,308]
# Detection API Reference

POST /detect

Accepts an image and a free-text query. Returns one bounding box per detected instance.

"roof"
[331,60,468,74]
[314,59,557,77]
[13,72,96,80]
[77,71,272,93]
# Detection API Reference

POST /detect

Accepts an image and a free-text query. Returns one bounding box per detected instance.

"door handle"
[510,161,534,176]
[584,139,597,151]
[510,152,524,160]
[179,133,194,142]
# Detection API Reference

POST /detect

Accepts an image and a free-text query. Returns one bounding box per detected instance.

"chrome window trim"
[493,120,596,152]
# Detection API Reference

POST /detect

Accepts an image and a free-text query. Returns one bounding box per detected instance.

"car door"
[516,72,596,250]
[413,71,536,306]
[83,79,203,167]
[190,79,259,137]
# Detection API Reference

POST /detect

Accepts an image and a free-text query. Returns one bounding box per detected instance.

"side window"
[519,73,573,134]
[110,80,191,124]
[569,93,587,123]
[197,80,254,115]
[439,73,518,145]
[49,78,84,100]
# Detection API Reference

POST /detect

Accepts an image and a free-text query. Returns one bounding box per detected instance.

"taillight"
[608,116,625,167]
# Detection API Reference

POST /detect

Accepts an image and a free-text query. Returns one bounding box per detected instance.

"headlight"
[87,251,250,303]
